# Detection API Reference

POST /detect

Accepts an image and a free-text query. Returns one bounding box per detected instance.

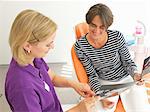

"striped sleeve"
[117,31,137,77]
[74,41,103,95]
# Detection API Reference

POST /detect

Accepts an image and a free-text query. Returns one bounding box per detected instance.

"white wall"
[0,0,149,65]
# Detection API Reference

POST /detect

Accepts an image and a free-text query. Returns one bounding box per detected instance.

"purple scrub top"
[5,58,63,112]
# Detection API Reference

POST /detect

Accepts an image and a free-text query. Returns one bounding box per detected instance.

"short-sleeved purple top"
[5,58,63,112]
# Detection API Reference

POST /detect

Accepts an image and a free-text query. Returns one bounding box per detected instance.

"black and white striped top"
[74,30,137,95]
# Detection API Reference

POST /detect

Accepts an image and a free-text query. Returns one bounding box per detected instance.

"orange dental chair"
[71,22,125,112]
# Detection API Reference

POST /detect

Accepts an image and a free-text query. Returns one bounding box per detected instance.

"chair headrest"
[75,22,89,39]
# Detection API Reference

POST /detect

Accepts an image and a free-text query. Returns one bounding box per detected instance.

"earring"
[27,50,31,53]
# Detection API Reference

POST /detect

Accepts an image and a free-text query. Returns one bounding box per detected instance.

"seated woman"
[5,9,99,112]
[74,3,150,112]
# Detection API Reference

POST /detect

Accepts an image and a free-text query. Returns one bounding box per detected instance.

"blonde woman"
[5,9,98,112]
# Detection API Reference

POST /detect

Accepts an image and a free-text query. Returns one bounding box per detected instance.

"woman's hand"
[134,73,144,85]
[70,81,95,98]
[66,96,100,112]
[101,98,114,109]
[77,96,100,112]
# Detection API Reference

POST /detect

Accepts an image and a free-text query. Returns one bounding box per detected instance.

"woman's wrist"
[67,79,77,89]
[134,70,141,74]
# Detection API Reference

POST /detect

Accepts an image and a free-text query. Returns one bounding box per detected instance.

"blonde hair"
[9,9,57,65]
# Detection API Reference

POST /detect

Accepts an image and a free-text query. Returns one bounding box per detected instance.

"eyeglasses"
[46,41,54,48]
[89,23,105,30]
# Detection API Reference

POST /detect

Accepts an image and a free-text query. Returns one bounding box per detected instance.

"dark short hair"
[86,3,113,29]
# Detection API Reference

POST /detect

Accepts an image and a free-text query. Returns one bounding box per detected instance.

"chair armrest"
[71,46,88,83]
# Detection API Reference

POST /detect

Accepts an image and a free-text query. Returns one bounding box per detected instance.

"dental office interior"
[0,0,150,111]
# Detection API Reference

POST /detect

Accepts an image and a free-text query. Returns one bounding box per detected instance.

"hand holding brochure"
[96,56,150,99]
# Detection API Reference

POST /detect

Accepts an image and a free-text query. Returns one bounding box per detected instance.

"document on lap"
[96,56,150,99]
[96,82,135,99]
